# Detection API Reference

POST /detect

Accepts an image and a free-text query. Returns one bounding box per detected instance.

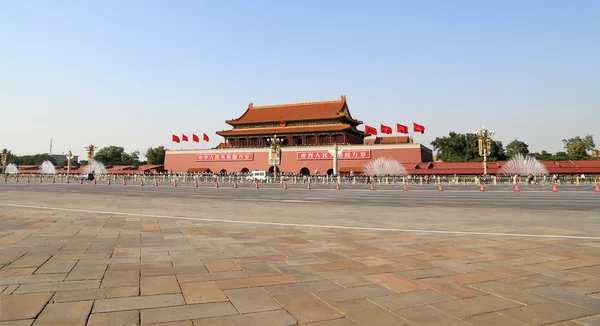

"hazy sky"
[1,0,599,157]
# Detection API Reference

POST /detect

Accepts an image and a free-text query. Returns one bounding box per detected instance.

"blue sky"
[1,0,598,157]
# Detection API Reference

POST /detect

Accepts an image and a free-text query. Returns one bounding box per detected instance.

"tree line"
[4,146,167,166]
[431,133,596,162]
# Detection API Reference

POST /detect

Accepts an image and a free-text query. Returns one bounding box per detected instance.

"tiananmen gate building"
[164,95,433,175]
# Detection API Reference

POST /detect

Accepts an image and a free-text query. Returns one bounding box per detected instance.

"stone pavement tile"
[569,265,600,277]
[34,300,93,325]
[52,286,139,303]
[232,255,289,264]
[352,256,396,267]
[269,258,328,268]
[146,321,192,326]
[321,270,372,287]
[101,270,140,288]
[77,257,140,265]
[470,281,548,305]
[274,266,323,282]
[0,249,28,265]
[0,320,34,326]
[396,267,458,280]
[112,248,141,258]
[203,259,241,272]
[498,273,565,289]
[180,281,228,304]
[314,285,391,303]
[308,261,367,272]
[65,263,107,280]
[169,251,204,267]
[225,288,281,313]
[0,273,66,286]
[349,264,413,276]
[141,265,208,277]
[264,280,343,297]
[93,293,185,313]
[87,310,139,326]
[0,268,36,277]
[313,252,352,263]
[369,290,456,311]
[333,299,411,326]
[2,284,20,295]
[107,262,172,271]
[140,302,238,324]
[365,273,427,294]
[14,280,100,294]
[0,292,53,321]
[442,271,511,284]
[528,286,600,311]
[427,259,482,273]
[0,234,30,246]
[573,314,600,326]
[541,258,600,270]
[430,295,522,318]
[141,275,181,295]
[501,301,596,325]
[239,262,281,277]
[395,305,469,325]
[217,275,293,290]
[53,253,112,261]
[462,312,529,326]
[5,253,51,269]
[523,264,592,282]
[299,318,358,325]
[194,310,297,326]
[410,250,478,261]
[417,277,486,299]
[554,279,600,295]
[274,292,342,324]
[176,271,246,283]
[35,258,77,274]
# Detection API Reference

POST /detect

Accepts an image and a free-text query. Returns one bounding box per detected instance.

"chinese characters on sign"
[195,153,254,161]
[296,151,371,160]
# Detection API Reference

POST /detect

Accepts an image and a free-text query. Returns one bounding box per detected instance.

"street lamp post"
[327,143,343,182]
[473,126,495,175]
[85,144,95,173]
[267,135,283,180]
[1,148,7,175]
[66,151,74,176]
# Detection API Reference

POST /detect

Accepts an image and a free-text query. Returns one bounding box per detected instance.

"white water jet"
[499,153,548,176]
[39,161,56,174]
[84,161,107,175]
[364,158,407,176]
[5,163,19,174]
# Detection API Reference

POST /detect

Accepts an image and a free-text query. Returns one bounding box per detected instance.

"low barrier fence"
[3,173,600,185]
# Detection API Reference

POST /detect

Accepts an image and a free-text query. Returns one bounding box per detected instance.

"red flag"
[203,133,210,142]
[192,134,200,142]
[172,134,180,143]
[397,123,409,134]
[380,124,392,134]
[182,134,189,142]
[413,122,425,134]
[365,125,377,136]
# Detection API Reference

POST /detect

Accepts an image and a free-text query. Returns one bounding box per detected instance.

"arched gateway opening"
[241,168,249,173]
[326,168,334,175]
[268,166,280,173]
[299,167,310,176]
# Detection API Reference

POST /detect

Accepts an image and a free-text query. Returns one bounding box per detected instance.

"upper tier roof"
[226,95,362,125]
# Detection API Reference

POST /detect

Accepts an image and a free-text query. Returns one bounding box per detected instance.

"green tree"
[8,153,57,166]
[431,132,505,162]
[562,135,595,160]
[145,146,166,165]
[552,151,569,160]
[94,146,140,165]
[505,140,529,158]
[531,150,553,160]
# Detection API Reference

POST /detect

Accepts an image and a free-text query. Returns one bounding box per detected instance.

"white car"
[246,170,267,181]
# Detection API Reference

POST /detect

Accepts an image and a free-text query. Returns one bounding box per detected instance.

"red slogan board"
[297,150,371,160]
[195,153,254,161]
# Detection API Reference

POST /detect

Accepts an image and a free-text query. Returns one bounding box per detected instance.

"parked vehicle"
[246,170,267,181]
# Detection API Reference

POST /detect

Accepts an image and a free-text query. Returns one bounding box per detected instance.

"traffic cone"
[52,177,55,183]
[335,183,340,190]
[107,179,111,185]
[27,177,30,183]
[140,180,144,186]
[514,183,519,192]
[233,181,237,188]
[438,184,443,192]
[194,180,198,187]
[552,183,558,193]
[307,183,311,190]
[283,182,287,190]
[255,181,259,189]
[595,184,600,192]
[3,177,6,182]
[370,183,374,191]
[154,180,158,187]
[123,179,126,186]
[93,179,96,185]
[403,183,407,192]
[173,180,177,187]
[65,178,69,184]
[215,181,219,188]
[16,177,19,183]
[79,179,83,184]
[39,177,43,183]
[480,184,485,192]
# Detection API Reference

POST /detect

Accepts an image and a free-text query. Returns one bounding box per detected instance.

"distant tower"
[49,138,53,155]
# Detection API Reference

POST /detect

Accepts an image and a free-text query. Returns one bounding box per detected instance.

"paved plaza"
[0,183,599,325]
